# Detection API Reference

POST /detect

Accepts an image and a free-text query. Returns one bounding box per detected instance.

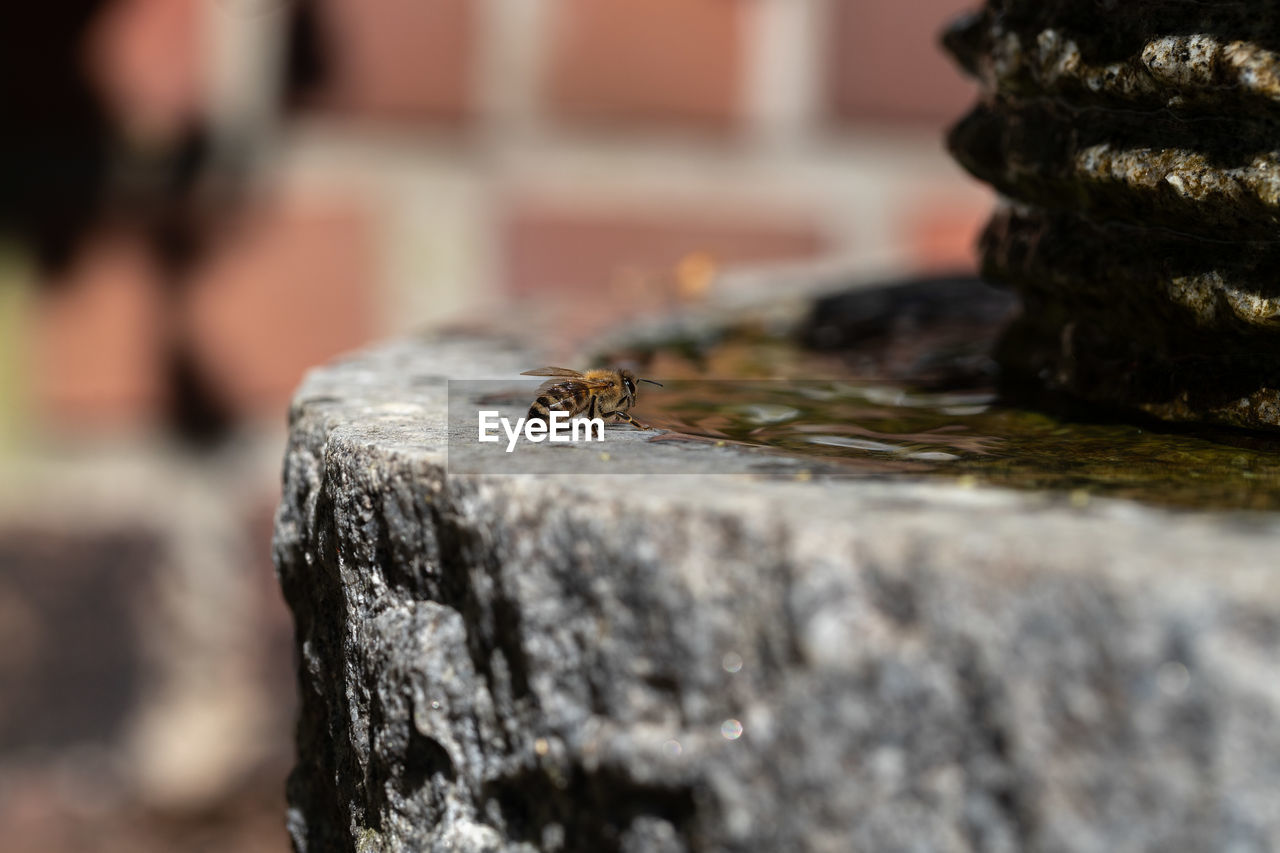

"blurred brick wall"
[503,199,826,297]
[314,0,474,121]
[828,0,978,126]
[11,0,990,436]
[546,0,745,128]
[0,5,992,849]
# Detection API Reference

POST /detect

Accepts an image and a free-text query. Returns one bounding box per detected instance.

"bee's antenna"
[640,379,663,387]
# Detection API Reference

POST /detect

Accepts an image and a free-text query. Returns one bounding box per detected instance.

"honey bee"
[521,367,662,429]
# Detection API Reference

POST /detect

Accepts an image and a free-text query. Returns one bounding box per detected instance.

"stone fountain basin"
[275,317,1280,852]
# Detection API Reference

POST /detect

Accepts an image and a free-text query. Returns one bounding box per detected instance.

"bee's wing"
[535,377,613,395]
[521,367,584,378]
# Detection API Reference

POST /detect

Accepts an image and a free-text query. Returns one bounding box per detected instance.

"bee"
[520,367,662,429]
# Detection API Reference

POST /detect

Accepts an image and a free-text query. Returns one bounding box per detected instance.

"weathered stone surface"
[946,3,1280,116]
[276,336,1280,852]
[949,103,1280,242]
[945,0,1280,430]
[980,208,1280,338]
[980,207,1280,428]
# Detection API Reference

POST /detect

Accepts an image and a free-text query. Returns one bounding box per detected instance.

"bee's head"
[619,368,661,403]
[620,369,638,402]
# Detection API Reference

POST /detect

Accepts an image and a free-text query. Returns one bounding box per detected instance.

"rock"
[945,1,1280,429]
[800,275,1016,389]
[275,336,1280,852]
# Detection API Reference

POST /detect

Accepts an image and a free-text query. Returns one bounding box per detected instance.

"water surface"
[608,321,1280,511]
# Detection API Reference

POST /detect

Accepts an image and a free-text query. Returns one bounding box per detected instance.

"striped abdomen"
[527,381,591,424]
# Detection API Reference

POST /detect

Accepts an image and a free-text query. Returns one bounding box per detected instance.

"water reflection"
[636,377,1280,511]
[602,287,1280,511]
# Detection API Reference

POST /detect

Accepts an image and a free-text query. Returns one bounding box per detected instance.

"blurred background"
[0,1,989,849]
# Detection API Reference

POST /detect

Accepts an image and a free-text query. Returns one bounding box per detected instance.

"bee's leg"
[607,410,651,430]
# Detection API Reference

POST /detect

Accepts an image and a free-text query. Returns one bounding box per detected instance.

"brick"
[31,232,166,428]
[502,199,827,299]
[906,195,992,273]
[827,0,977,126]
[85,0,208,140]
[29,198,380,430]
[0,530,160,754]
[546,0,745,128]
[185,194,379,416]
[313,0,474,121]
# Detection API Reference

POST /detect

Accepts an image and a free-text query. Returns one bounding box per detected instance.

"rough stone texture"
[945,0,1280,429]
[275,336,1280,853]
[944,2,1280,113]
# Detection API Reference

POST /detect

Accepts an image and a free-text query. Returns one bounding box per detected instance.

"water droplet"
[720,719,744,741]
[721,652,744,674]
[430,700,441,710]
[662,739,683,757]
